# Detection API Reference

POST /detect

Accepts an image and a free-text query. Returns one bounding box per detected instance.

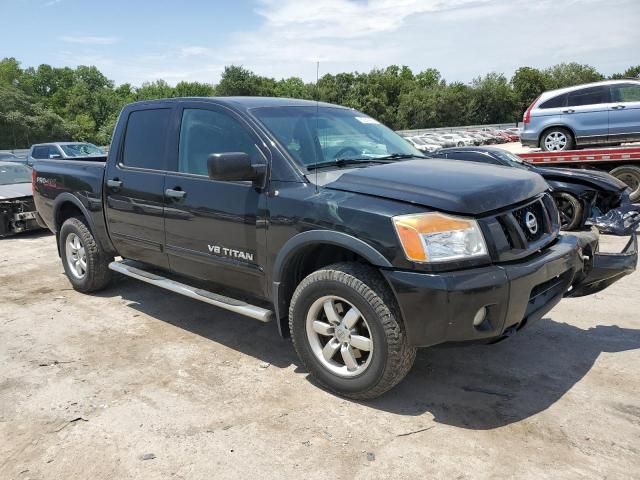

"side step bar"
[108,261,273,323]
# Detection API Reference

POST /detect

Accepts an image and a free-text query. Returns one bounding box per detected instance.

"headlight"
[392,212,488,263]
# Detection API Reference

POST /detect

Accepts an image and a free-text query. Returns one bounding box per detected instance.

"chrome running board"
[108,260,273,323]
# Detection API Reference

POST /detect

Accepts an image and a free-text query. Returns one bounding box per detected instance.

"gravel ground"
[1,231,639,479]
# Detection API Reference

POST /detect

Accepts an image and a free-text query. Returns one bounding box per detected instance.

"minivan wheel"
[552,192,583,230]
[541,128,574,152]
[610,165,640,202]
[59,217,112,292]
[289,262,416,399]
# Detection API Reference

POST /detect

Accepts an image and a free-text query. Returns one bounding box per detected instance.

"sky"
[1,0,639,87]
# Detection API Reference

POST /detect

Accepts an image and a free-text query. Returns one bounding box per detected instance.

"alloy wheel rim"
[545,132,568,151]
[65,233,87,279]
[306,295,374,377]
[556,198,575,227]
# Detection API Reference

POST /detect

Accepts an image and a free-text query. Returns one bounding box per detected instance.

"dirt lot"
[1,231,639,479]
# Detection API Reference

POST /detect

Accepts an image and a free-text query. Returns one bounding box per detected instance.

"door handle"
[107,179,122,188]
[562,109,575,113]
[165,188,186,199]
[611,104,626,110]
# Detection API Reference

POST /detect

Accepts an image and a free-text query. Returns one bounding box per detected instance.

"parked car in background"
[521,79,640,151]
[27,142,105,165]
[429,147,632,230]
[405,136,441,153]
[0,152,23,163]
[468,131,497,145]
[455,132,482,145]
[419,133,455,148]
[440,133,473,147]
[0,162,43,236]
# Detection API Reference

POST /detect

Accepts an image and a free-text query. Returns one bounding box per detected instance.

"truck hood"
[533,166,627,192]
[0,182,32,200]
[322,159,548,215]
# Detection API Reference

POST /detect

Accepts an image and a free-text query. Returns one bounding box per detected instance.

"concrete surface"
[1,231,639,479]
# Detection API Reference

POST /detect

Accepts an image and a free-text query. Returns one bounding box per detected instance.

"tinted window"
[178,108,259,176]
[612,83,640,102]
[567,86,609,107]
[48,146,61,157]
[539,94,567,109]
[32,146,49,159]
[122,108,171,169]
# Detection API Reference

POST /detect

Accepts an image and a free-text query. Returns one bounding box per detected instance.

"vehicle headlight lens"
[392,212,488,263]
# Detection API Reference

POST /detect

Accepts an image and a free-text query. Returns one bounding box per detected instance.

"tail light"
[523,95,540,125]
[31,168,37,192]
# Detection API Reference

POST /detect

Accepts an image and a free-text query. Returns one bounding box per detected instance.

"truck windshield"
[0,164,31,185]
[60,143,103,157]
[251,106,422,167]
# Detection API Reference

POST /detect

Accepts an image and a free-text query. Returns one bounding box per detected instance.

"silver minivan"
[520,80,640,151]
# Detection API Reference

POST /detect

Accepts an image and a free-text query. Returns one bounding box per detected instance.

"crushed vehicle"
[32,97,638,399]
[429,146,635,231]
[0,162,42,236]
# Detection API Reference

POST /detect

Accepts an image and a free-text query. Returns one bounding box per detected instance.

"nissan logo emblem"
[525,211,538,234]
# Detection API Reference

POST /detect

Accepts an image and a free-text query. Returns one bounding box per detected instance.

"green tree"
[544,62,603,89]
[511,66,551,116]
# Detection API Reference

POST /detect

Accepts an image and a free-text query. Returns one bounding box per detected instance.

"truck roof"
[128,96,347,112]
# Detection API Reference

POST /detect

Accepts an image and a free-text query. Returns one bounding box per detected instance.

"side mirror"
[207,152,266,184]
[49,154,61,159]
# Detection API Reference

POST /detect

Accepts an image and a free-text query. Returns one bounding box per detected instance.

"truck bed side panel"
[32,159,116,253]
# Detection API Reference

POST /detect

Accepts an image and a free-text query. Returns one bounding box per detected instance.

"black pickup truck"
[32,97,637,399]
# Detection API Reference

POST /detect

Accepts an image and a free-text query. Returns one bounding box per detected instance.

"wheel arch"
[52,193,110,256]
[538,124,577,148]
[271,230,392,337]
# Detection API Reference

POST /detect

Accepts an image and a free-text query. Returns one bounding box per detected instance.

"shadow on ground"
[100,277,640,430]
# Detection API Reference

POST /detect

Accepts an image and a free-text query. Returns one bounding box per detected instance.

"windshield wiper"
[306,158,392,170]
[375,153,426,160]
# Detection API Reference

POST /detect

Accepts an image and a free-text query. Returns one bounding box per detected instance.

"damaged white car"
[0,162,42,236]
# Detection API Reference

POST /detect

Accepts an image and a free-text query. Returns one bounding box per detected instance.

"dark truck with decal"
[32,98,637,399]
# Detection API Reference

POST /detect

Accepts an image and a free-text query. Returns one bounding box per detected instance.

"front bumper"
[382,230,637,347]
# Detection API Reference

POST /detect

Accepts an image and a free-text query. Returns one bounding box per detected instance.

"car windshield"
[0,164,31,185]
[491,150,529,169]
[59,143,103,157]
[251,106,422,167]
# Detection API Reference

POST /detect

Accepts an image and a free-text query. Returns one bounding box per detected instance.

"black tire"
[552,192,583,231]
[289,262,416,400]
[540,127,575,152]
[59,217,112,292]
[610,165,640,202]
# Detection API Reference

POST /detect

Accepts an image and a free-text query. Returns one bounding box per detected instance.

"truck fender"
[271,230,392,336]
[52,193,110,254]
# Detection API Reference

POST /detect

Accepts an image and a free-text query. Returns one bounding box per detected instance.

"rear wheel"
[59,217,112,292]
[610,165,640,202]
[289,262,416,399]
[541,127,575,152]
[552,192,583,230]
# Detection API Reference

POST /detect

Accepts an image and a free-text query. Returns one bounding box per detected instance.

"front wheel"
[541,127,575,152]
[553,192,583,231]
[289,263,416,399]
[59,217,113,292]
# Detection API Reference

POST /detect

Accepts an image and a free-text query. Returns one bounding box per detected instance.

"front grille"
[512,200,546,242]
[482,194,559,263]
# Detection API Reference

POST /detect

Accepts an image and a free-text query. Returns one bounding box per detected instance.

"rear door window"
[121,108,172,170]
[567,86,609,107]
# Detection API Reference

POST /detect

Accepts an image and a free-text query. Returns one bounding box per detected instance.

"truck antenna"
[315,60,320,194]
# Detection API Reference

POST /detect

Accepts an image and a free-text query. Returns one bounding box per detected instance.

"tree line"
[0,57,638,149]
